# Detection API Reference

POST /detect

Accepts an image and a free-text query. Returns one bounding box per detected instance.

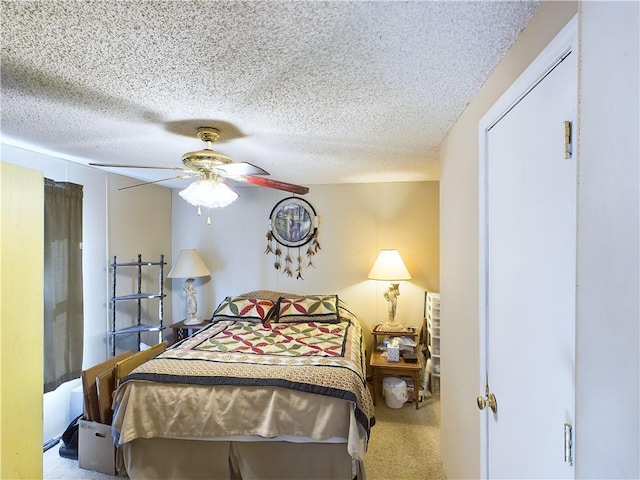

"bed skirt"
[119,437,363,480]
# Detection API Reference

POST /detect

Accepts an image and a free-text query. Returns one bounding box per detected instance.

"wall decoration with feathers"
[265,197,320,280]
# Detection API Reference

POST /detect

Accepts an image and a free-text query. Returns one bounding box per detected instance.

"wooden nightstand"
[168,319,208,344]
[370,325,422,409]
[370,349,422,409]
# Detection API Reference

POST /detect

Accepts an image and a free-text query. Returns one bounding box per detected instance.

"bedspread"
[112,311,375,459]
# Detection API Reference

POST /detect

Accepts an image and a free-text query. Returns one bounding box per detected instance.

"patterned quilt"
[197,321,348,356]
[121,306,375,440]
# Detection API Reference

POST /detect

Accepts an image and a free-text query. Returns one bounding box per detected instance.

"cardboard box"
[79,420,116,476]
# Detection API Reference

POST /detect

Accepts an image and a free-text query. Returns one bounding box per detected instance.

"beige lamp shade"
[168,249,210,279]
[368,249,411,281]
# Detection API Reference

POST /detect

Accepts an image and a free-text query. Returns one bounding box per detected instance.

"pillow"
[274,294,340,323]
[211,296,276,323]
[238,290,300,303]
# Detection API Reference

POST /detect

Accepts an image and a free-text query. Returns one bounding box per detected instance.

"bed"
[111,291,376,479]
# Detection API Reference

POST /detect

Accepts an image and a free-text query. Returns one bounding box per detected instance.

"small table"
[168,319,208,344]
[370,347,422,410]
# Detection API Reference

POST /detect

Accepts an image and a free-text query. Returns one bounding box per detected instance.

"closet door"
[479,17,577,479]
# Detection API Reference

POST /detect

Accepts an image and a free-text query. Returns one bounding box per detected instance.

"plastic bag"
[59,414,82,459]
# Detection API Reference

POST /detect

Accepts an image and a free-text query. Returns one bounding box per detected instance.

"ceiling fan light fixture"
[90,126,309,198]
[179,179,238,209]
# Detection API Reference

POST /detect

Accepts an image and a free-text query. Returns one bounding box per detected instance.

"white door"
[479,17,577,479]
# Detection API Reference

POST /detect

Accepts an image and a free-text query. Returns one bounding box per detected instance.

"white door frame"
[478,15,578,478]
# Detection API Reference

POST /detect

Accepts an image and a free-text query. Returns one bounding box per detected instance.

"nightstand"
[370,349,422,409]
[370,324,421,409]
[168,319,208,344]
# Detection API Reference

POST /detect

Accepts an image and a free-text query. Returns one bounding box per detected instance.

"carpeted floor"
[43,446,120,480]
[44,394,445,480]
[364,394,446,480]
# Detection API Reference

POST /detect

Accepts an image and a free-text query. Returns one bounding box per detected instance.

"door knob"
[477,386,497,413]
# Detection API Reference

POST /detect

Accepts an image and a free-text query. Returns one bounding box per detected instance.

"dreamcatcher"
[265,197,320,280]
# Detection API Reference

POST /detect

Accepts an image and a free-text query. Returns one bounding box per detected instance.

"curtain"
[44,179,84,393]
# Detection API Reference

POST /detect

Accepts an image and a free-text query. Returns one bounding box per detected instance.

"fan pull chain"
[197,206,202,216]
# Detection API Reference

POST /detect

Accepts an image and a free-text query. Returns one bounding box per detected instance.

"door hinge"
[564,121,572,159]
[564,423,573,466]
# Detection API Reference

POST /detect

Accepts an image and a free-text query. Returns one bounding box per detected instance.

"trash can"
[382,377,407,409]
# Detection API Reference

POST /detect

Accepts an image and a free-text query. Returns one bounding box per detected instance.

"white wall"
[1,144,173,443]
[439,1,639,478]
[576,2,639,477]
[170,182,440,351]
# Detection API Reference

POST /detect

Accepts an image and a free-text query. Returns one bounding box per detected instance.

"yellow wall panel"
[1,162,44,479]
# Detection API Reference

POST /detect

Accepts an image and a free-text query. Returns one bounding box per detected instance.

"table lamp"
[168,249,211,325]
[368,249,412,332]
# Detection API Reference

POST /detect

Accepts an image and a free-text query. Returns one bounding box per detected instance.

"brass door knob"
[477,391,497,413]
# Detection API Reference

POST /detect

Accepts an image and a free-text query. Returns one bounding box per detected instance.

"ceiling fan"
[89,127,309,196]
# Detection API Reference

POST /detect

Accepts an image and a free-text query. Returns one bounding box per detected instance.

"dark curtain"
[44,179,84,393]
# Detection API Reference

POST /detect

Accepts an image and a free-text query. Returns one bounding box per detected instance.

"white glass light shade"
[368,249,411,281]
[178,179,238,209]
[167,249,211,279]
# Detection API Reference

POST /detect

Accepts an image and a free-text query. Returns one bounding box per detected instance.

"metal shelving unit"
[109,254,166,356]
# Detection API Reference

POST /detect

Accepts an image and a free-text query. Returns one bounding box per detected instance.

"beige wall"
[1,162,44,478]
[171,181,439,351]
[438,2,578,478]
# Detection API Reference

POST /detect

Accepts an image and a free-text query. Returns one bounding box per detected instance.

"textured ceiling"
[2,1,541,189]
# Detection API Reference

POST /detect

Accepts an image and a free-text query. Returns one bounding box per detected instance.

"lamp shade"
[167,249,211,279]
[368,249,411,281]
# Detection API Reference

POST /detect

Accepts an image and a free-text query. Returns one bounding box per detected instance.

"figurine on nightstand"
[384,284,400,318]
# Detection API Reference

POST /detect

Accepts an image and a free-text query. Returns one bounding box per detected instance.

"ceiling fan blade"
[222,178,240,196]
[90,162,189,172]
[118,174,197,190]
[215,162,269,177]
[238,176,309,195]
